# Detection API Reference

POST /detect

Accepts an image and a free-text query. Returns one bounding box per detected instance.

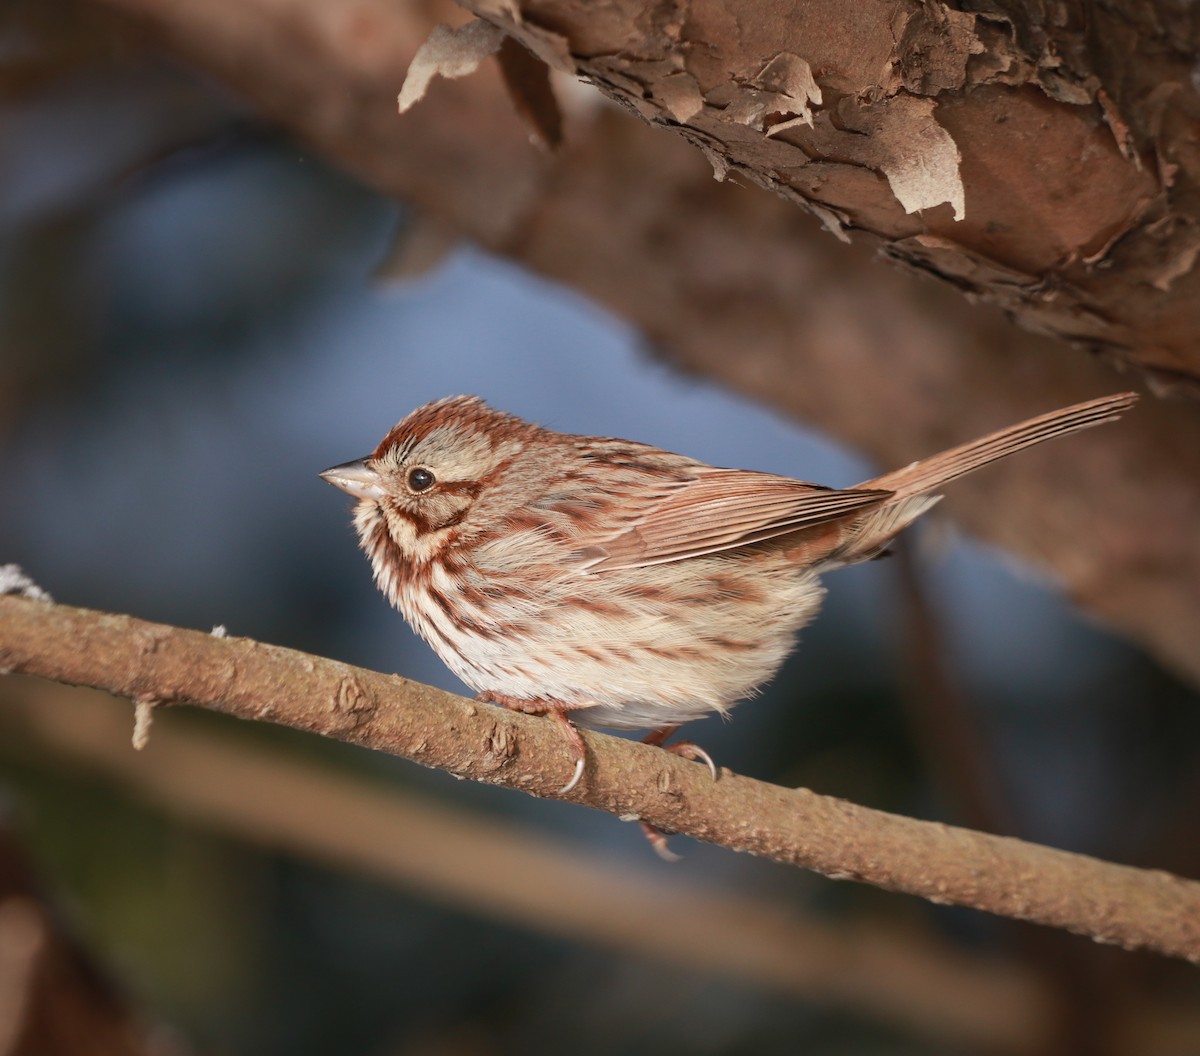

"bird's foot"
[476,692,588,794]
[636,724,720,860]
[642,724,719,781]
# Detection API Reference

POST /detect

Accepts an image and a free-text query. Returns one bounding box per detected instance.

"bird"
[322,391,1137,812]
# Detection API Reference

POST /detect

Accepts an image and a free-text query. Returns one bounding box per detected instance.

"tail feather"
[861,393,1137,499]
[823,392,1137,568]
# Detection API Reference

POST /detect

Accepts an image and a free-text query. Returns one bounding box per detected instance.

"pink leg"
[636,726,720,861]
[642,725,719,780]
[639,821,681,863]
[476,692,588,794]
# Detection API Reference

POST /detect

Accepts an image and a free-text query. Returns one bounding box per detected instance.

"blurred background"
[2,20,1199,1056]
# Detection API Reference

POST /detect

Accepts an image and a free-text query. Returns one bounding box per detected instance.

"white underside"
[396,550,827,732]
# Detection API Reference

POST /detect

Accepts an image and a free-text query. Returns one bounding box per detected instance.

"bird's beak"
[320,459,384,501]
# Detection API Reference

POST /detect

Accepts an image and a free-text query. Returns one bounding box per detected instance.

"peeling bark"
[469,0,1200,389]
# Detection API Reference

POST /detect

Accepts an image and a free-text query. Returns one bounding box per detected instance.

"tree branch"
[463,0,1200,386]
[1,680,1061,1053]
[2,594,1198,964]
[11,679,1200,1055]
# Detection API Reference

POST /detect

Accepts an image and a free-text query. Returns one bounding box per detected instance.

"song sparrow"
[322,392,1136,803]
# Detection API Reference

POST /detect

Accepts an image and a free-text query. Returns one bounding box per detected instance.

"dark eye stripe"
[408,467,436,492]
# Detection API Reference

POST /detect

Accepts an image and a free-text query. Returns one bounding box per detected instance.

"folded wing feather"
[575,469,891,573]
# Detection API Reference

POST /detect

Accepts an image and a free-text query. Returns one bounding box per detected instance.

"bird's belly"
[400,557,826,731]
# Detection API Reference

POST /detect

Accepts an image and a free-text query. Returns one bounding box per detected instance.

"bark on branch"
[463,0,1200,388]
[2,594,1198,964]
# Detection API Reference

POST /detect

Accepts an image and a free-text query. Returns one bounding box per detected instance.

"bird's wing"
[573,469,892,573]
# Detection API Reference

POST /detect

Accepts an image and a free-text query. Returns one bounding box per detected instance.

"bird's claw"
[558,754,585,795]
[640,821,682,862]
[667,741,718,781]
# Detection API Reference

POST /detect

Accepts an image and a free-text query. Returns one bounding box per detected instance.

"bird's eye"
[407,466,436,493]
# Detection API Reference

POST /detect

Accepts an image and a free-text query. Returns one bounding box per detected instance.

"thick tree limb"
[465,0,1200,387]
[2,594,1198,964]
[70,0,1200,690]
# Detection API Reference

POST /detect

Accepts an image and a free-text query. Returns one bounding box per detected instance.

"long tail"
[862,392,1138,497]
[824,392,1138,566]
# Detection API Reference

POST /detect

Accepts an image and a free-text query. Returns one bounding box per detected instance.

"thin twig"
[1,595,1198,963]
[891,540,1018,835]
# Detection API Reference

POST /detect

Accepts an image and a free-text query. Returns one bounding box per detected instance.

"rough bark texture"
[73,0,1200,689]
[468,0,1200,389]
[2,595,1199,964]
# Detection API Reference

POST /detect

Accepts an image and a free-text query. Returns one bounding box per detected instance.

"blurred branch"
[890,542,1145,1056]
[2,595,1199,965]
[891,540,1017,836]
[0,827,170,1056]
[8,682,1200,1056]
[73,0,1200,690]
